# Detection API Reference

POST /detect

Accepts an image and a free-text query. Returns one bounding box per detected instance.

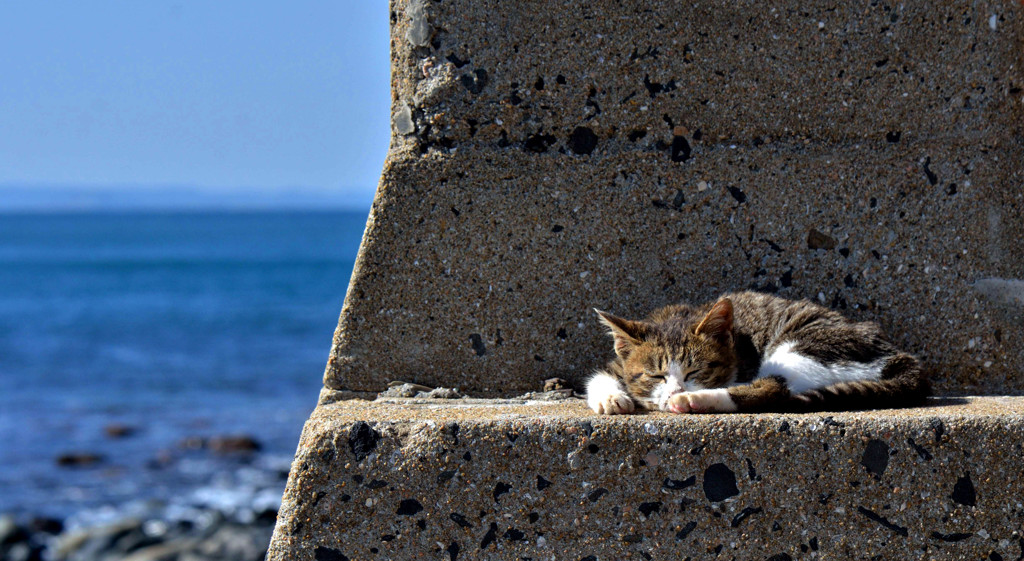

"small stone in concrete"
[952,473,977,506]
[860,439,890,478]
[493,482,511,501]
[404,0,430,47]
[568,127,598,155]
[314,546,349,561]
[731,506,763,528]
[449,513,472,528]
[675,521,698,541]
[396,499,423,516]
[419,387,462,399]
[973,278,1024,308]
[807,229,838,250]
[379,383,423,398]
[664,476,696,490]
[393,104,415,135]
[348,422,379,461]
[543,378,571,392]
[702,463,739,502]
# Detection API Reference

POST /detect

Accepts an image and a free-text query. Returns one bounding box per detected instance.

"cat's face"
[597,299,738,408]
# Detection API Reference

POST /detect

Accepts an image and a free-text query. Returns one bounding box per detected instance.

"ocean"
[0,211,367,522]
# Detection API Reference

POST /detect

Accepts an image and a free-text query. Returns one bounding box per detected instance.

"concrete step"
[267,396,1024,560]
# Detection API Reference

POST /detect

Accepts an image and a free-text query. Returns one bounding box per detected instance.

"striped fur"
[589,292,930,415]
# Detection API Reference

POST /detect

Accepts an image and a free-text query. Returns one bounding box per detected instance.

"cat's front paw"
[667,389,737,414]
[588,391,635,415]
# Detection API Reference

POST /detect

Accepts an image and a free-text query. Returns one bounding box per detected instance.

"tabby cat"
[586,291,929,414]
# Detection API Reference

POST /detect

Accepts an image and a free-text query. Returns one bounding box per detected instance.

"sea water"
[0,211,367,520]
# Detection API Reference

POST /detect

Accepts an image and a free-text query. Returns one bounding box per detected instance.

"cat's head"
[596,299,738,406]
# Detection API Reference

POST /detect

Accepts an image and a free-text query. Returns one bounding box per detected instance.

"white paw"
[588,391,635,415]
[666,389,737,414]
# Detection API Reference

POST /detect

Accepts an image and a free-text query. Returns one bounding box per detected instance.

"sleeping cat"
[586,291,929,414]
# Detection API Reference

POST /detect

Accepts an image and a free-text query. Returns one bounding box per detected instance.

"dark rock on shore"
[2,506,275,561]
[1,514,44,561]
[208,436,262,455]
[174,435,263,454]
[55,453,105,468]
[103,424,137,439]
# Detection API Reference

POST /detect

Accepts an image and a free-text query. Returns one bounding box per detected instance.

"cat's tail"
[787,354,931,412]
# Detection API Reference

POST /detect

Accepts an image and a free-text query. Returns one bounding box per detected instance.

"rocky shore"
[2,430,293,561]
[2,502,276,561]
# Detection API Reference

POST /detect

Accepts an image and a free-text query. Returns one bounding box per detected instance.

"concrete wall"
[326,0,1024,396]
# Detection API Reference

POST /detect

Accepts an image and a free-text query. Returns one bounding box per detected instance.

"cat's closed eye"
[647,372,666,380]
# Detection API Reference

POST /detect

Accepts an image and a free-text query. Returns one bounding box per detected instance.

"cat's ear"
[594,309,649,358]
[694,298,734,345]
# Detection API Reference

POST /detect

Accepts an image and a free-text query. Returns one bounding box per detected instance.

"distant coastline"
[0,185,373,212]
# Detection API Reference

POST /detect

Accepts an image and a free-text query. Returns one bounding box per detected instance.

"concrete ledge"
[268,396,1024,560]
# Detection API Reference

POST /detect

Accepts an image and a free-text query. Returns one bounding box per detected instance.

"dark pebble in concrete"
[857,506,908,536]
[314,546,350,561]
[730,506,763,527]
[445,53,469,68]
[469,334,486,356]
[493,482,512,501]
[931,531,973,542]
[460,69,488,94]
[638,502,662,517]
[807,229,837,250]
[670,136,691,162]
[952,473,976,506]
[437,470,456,485]
[861,439,890,477]
[348,422,380,461]
[931,419,945,443]
[923,156,938,185]
[675,521,697,541]
[569,127,598,155]
[907,438,933,461]
[397,499,423,516]
[479,523,497,549]
[703,463,739,502]
[663,476,696,490]
[449,513,473,528]
[524,133,556,153]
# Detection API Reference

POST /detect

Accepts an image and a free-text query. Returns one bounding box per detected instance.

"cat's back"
[724,291,863,345]
[726,290,889,354]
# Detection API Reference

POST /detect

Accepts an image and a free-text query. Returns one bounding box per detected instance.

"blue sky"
[0,1,390,208]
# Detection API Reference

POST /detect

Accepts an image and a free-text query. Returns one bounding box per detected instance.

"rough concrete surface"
[267,397,1024,560]
[325,0,1024,396]
[271,2,1024,558]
